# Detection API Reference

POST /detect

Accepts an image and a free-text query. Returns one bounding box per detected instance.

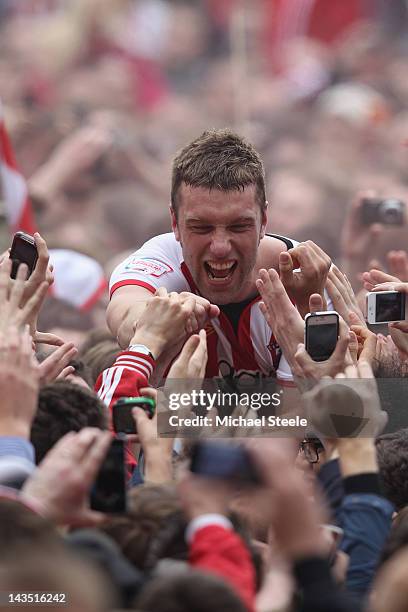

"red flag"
[0,104,37,235]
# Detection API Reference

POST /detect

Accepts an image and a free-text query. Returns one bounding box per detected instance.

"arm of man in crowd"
[340,191,384,290]
[97,288,197,410]
[179,472,256,612]
[303,361,392,597]
[249,438,361,612]
[107,284,219,350]
[0,326,39,488]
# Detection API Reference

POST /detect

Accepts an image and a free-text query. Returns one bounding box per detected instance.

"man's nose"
[209,231,231,258]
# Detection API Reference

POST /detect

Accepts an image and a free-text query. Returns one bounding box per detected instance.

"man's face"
[171,183,267,304]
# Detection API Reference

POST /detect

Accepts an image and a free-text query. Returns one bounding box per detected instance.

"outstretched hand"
[279,241,331,318]
[22,428,112,527]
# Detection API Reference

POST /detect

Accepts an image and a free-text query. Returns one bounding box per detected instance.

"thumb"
[309,293,323,314]
[279,251,294,285]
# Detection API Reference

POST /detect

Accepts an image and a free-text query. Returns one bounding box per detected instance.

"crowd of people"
[2,1,408,611]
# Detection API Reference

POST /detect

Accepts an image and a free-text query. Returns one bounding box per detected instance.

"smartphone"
[366,291,406,324]
[361,197,405,226]
[112,396,156,434]
[190,441,262,485]
[90,438,126,513]
[305,311,340,362]
[9,231,38,279]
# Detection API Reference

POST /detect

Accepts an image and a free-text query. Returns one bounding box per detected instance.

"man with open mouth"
[107,128,330,384]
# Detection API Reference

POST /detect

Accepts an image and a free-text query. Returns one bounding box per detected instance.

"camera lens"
[380,199,403,224]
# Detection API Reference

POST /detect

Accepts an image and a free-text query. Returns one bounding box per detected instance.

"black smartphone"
[9,231,38,279]
[305,311,340,362]
[90,438,127,513]
[112,396,156,434]
[190,441,262,485]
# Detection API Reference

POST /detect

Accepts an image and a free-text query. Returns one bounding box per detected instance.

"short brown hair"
[171,129,266,215]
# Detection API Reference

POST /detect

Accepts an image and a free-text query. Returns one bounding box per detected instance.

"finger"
[9,263,28,310]
[132,407,153,442]
[40,343,78,382]
[293,343,315,375]
[372,282,407,293]
[0,257,11,303]
[369,269,400,285]
[359,332,377,363]
[389,321,408,333]
[34,332,65,346]
[179,334,201,365]
[139,387,158,403]
[73,428,110,464]
[31,233,49,281]
[82,431,113,482]
[278,252,294,285]
[357,359,374,379]
[344,364,358,379]
[20,281,49,323]
[309,293,323,314]
[190,329,208,378]
[56,366,76,380]
[155,287,168,297]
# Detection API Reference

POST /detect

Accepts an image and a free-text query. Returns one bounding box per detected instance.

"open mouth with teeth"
[204,260,238,282]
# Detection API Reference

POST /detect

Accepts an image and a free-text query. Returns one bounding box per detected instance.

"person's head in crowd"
[31,381,107,464]
[65,529,144,609]
[100,484,181,571]
[0,500,114,610]
[37,296,94,348]
[65,357,93,388]
[266,168,325,237]
[376,429,408,512]
[170,128,267,305]
[379,506,408,567]
[0,547,114,612]
[94,182,169,258]
[0,499,60,552]
[371,548,408,612]
[135,568,247,612]
[80,336,120,386]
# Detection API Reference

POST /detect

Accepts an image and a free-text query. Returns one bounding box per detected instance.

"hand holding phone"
[112,396,156,434]
[9,232,38,279]
[366,291,407,324]
[361,197,405,226]
[190,441,262,485]
[305,311,340,362]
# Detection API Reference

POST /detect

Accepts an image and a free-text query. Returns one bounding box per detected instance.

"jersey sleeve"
[109,233,189,298]
[95,350,155,414]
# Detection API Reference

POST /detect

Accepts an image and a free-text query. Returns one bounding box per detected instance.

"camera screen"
[113,405,137,434]
[307,322,338,361]
[376,292,405,323]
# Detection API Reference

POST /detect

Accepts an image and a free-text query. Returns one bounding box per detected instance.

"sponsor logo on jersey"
[123,258,173,277]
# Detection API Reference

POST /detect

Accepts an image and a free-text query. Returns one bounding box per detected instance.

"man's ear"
[260,202,268,240]
[170,206,181,242]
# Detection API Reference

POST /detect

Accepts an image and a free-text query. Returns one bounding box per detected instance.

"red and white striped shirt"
[110,232,295,383]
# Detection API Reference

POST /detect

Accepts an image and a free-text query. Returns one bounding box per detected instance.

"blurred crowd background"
[1,0,408,339]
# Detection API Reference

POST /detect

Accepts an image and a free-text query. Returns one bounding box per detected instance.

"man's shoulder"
[257,234,298,270]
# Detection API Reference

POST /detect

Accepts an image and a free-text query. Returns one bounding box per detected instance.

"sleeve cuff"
[115,351,156,381]
[186,514,233,543]
[343,473,382,496]
[0,437,35,463]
